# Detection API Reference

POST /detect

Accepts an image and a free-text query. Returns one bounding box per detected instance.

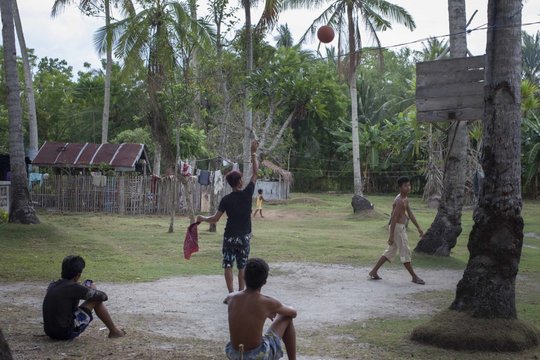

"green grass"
[1,193,539,281]
[1,192,540,357]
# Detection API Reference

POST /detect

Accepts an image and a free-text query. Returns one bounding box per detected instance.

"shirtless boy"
[225,258,297,360]
[369,176,425,285]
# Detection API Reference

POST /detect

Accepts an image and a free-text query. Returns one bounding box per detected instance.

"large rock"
[351,195,373,213]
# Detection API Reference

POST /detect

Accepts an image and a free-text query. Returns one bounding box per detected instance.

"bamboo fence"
[29,175,218,215]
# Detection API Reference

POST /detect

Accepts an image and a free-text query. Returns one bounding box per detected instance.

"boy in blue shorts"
[225,258,297,360]
[42,255,125,340]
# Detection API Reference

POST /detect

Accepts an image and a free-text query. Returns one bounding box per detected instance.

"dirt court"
[0,263,463,359]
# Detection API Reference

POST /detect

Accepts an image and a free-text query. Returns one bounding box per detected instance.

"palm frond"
[256,0,284,31]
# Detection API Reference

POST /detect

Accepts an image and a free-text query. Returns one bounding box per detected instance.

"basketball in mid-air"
[317,25,335,43]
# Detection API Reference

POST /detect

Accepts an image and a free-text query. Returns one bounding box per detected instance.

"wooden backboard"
[416,55,485,122]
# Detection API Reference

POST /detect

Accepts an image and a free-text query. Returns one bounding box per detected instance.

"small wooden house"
[31,142,151,174]
[256,160,293,200]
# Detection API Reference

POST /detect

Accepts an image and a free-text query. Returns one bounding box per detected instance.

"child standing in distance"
[225,258,297,360]
[369,176,425,285]
[253,189,265,218]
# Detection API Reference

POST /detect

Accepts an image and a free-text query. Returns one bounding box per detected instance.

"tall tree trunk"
[209,1,229,232]
[242,0,253,184]
[346,4,371,213]
[450,0,523,318]
[153,141,161,176]
[169,118,180,233]
[101,0,111,144]
[188,0,202,126]
[348,4,362,198]
[13,0,38,161]
[1,0,39,224]
[415,0,468,255]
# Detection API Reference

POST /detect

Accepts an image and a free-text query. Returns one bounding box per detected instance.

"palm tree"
[95,0,213,173]
[415,0,469,256]
[274,24,294,48]
[0,0,39,224]
[240,0,283,184]
[522,30,540,84]
[415,37,449,61]
[451,0,523,324]
[288,0,415,208]
[51,0,134,144]
[13,0,38,162]
[413,0,538,351]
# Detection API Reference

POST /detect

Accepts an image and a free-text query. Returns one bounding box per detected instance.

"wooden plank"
[417,69,484,87]
[416,81,484,98]
[416,55,485,74]
[417,95,483,112]
[417,107,483,122]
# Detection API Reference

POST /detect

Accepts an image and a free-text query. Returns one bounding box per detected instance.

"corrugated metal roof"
[32,142,150,172]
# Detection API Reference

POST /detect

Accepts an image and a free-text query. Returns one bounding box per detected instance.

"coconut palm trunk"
[450,0,524,318]
[242,0,253,184]
[411,2,539,351]
[347,3,363,198]
[1,0,39,224]
[415,0,468,255]
[12,0,38,161]
[101,0,111,144]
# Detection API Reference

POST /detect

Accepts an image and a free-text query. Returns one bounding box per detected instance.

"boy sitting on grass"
[225,258,297,360]
[42,255,125,340]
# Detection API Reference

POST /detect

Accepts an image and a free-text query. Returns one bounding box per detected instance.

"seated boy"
[225,258,297,360]
[42,255,125,340]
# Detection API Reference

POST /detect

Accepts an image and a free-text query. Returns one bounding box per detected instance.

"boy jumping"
[42,255,125,340]
[369,176,425,285]
[225,258,297,360]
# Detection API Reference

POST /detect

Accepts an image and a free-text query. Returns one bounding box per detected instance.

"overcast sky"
[12,0,540,75]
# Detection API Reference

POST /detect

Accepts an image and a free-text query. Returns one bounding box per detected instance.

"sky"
[11,0,540,76]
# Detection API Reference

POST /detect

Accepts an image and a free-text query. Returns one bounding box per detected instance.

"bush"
[0,208,7,224]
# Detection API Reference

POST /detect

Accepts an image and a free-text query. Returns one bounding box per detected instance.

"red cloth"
[183,222,200,260]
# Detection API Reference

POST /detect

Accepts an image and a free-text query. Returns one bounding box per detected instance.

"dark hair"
[226,171,242,188]
[257,189,263,194]
[61,255,85,279]
[397,176,410,187]
[244,258,269,290]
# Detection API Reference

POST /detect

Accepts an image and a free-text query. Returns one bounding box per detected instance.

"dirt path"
[0,263,463,359]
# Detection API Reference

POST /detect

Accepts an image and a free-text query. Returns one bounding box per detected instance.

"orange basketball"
[317,25,335,43]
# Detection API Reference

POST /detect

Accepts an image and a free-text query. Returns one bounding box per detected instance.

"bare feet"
[108,328,126,338]
[368,271,382,280]
[412,277,425,285]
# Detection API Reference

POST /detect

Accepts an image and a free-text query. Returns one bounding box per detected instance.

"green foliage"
[0,105,8,153]
[0,208,8,224]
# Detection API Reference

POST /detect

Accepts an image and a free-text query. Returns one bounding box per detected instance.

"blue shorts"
[222,233,251,269]
[70,307,93,339]
[225,329,284,360]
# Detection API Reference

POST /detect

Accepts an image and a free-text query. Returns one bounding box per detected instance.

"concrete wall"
[254,180,289,200]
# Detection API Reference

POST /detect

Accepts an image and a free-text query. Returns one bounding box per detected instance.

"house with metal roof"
[32,142,151,173]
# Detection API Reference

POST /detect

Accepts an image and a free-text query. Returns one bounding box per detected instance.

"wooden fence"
[29,175,224,215]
